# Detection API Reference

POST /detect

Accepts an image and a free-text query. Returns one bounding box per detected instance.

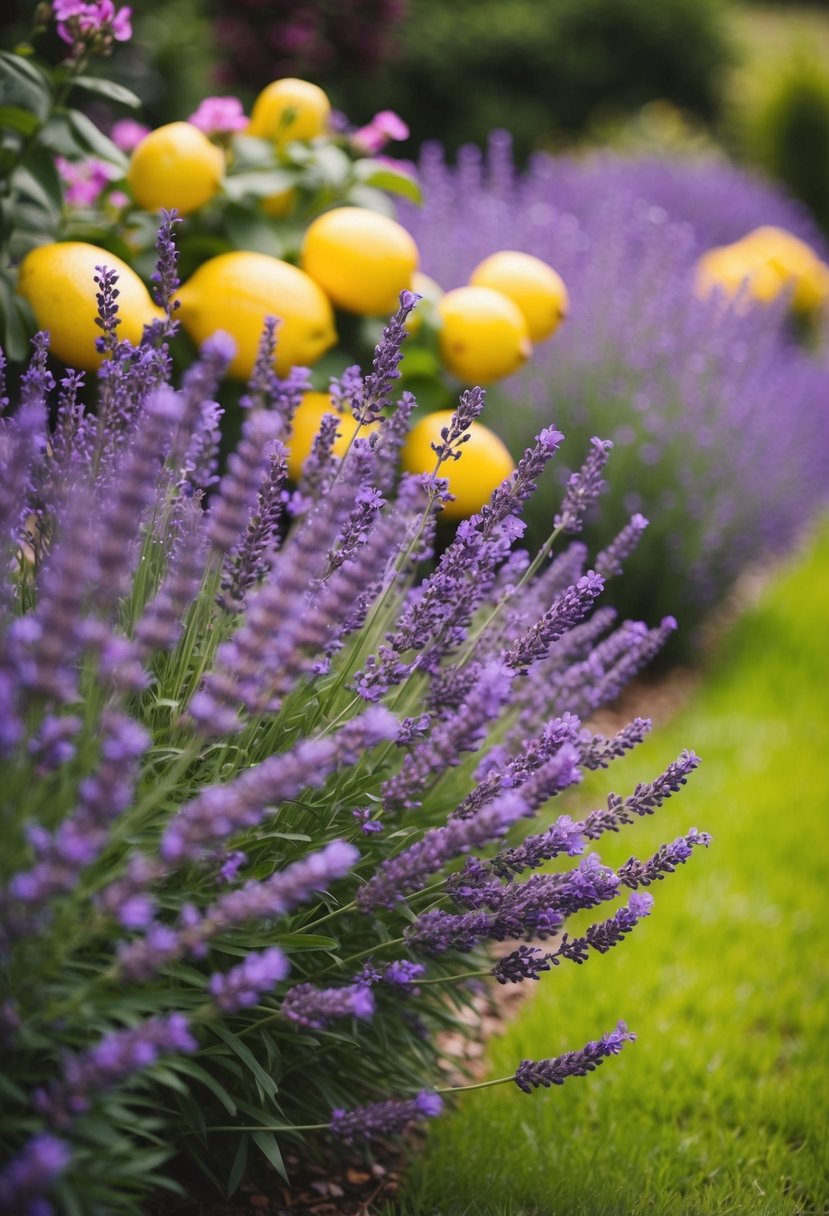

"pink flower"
[188,97,248,137]
[111,118,150,152]
[56,156,117,207]
[353,110,410,155]
[53,0,132,46]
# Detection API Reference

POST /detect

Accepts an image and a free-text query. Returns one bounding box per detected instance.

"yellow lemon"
[737,226,829,316]
[694,244,782,308]
[247,78,331,146]
[469,250,569,342]
[300,207,419,316]
[401,409,515,520]
[176,252,336,379]
[17,241,163,371]
[437,286,532,384]
[404,271,444,334]
[127,122,225,216]
[286,391,382,480]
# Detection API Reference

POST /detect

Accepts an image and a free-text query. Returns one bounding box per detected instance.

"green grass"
[391,519,829,1216]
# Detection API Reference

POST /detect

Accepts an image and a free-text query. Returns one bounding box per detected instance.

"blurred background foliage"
[4,2,829,231]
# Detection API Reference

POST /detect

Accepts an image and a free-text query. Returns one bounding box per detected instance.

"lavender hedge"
[400,137,829,644]
[0,220,710,1214]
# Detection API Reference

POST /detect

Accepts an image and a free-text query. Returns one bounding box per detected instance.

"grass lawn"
[390,519,829,1216]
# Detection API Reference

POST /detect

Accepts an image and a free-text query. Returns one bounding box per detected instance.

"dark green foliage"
[336,0,735,160]
[744,54,829,233]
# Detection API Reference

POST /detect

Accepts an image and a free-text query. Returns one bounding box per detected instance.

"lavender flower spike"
[357,791,528,911]
[0,1133,71,1215]
[514,1021,636,1092]
[330,1090,443,1144]
[208,946,290,1012]
[281,982,375,1029]
[555,437,614,534]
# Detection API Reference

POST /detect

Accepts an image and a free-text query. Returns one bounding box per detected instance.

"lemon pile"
[434,250,569,386]
[695,226,829,318]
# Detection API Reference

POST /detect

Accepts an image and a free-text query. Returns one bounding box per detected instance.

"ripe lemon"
[401,409,515,520]
[127,122,225,216]
[469,250,569,342]
[247,78,331,146]
[17,241,163,371]
[176,252,336,379]
[437,286,532,384]
[300,207,419,316]
[286,391,381,480]
[737,226,829,316]
[694,244,781,308]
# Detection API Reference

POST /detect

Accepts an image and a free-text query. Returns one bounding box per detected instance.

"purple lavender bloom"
[554,439,613,534]
[491,945,553,985]
[208,410,285,556]
[118,841,360,980]
[219,441,288,610]
[35,1014,196,1126]
[330,1090,443,1143]
[357,792,527,911]
[381,661,514,810]
[0,1133,71,1215]
[594,513,649,579]
[134,498,208,653]
[513,1021,636,1092]
[579,717,653,770]
[400,135,829,636]
[618,828,712,888]
[208,946,290,1012]
[281,981,375,1028]
[580,749,701,841]
[503,571,605,670]
[163,709,396,863]
[351,291,420,424]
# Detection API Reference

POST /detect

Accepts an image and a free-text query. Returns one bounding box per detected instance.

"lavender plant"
[399,135,829,644]
[0,221,710,1214]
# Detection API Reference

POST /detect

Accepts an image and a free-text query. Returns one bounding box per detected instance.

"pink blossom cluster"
[188,96,248,137]
[56,156,118,208]
[53,0,132,48]
[352,110,409,155]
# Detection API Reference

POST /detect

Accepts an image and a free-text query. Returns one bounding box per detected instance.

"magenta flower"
[353,110,410,155]
[111,118,150,153]
[56,156,116,208]
[54,0,132,46]
[188,96,248,137]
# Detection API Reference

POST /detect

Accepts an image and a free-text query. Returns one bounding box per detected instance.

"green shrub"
[337,0,735,159]
[737,51,829,232]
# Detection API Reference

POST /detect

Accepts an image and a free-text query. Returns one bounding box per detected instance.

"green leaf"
[71,75,142,109]
[342,183,396,217]
[222,169,298,202]
[0,104,39,137]
[0,50,51,122]
[169,1057,238,1115]
[251,1130,288,1182]
[209,1023,279,1100]
[65,108,127,168]
[273,933,339,951]
[354,161,423,205]
[222,203,287,257]
[13,153,63,218]
[309,143,352,190]
[226,1135,248,1198]
[0,272,33,362]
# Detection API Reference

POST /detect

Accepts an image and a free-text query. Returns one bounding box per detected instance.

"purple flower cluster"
[399,136,829,638]
[330,1090,443,1144]
[514,1021,636,1092]
[1,230,712,1210]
